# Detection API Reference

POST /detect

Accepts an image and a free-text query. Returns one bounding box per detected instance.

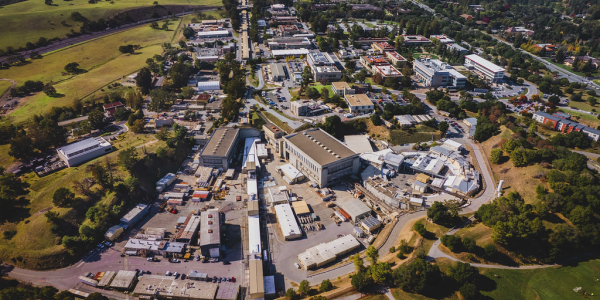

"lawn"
[2,24,176,125]
[309,82,333,97]
[557,108,600,129]
[408,217,451,256]
[391,288,459,300]
[412,53,439,60]
[0,144,17,170]
[548,60,597,78]
[0,80,12,96]
[0,0,222,49]
[478,258,600,300]
[262,111,294,133]
[390,128,442,145]
[0,132,161,269]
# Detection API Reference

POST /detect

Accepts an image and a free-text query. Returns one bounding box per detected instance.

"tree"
[118,147,138,171]
[9,134,35,159]
[136,67,153,95]
[298,280,310,296]
[131,119,145,133]
[319,279,333,292]
[87,109,105,129]
[448,262,479,286]
[366,245,379,265]
[45,0,53,5]
[285,288,299,300]
[183,27,195,39]
[547,95,560,105]
[54,290,76,300]
[86,293,110,300]
[588,97,597,106]
[353,253,364,272]
[394,259,441,294]
[462,237,476,252]
[91,164,111,188]
[490,148,503,164]
[438,121,449,136]
[413,222,427,236]
[351,270,373,293]
[53,187,75,207]
[370,113,381,126]
[427,201,458,227]
[441,234,463,252]
[483,243,497,258]
[118,45,135,54]
[459,283,481,300]
[345,60,356,71]
[64,62,80,73]
[43,84,57,96]
[371,262,392,284]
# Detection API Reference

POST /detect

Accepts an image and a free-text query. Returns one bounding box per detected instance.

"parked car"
[166,271,172,276]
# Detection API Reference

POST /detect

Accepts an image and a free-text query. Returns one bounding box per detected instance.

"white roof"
[425,158,444,174]
[271,49,310,56]
[443,139,462,149]
[280,163,304,181]
[465,54,505,73]
[359,149,393,165]
[344,135,373,154]
[197,30,229,36]
[197,81,220,90]
[274,204,301,239]
[248,215,262,255]
[57,137,111,159]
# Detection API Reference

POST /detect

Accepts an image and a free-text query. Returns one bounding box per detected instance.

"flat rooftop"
[199,208,220,246]
[57,137,111,158]
[332,82,351,90]
[200,128,239,157]
[133,275,218,299]
[465,54,505,73]
[345,94,374,107]
[284,128,357,166]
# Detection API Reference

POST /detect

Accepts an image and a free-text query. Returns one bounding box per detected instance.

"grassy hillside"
[0,133,163,269]
[0,0,222,49]
[1,23,175,124]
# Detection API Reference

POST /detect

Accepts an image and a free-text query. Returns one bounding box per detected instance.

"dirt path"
[0,78,16,105]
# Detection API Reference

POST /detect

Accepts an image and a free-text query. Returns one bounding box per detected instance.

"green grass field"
[310,82,333,97]
[0,80,12,96]
[0,0,222,49]
[478,259,600,300]
[2,24,175,124]
[0,133,161,269]
[0,144,17,169]
[390,129,442,145]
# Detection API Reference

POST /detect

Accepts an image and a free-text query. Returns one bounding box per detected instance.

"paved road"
[0,8,219,64]
[245,91,304,129]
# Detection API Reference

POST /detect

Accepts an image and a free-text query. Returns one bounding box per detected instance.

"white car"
[294,263,300,269]
[166,271,172,276]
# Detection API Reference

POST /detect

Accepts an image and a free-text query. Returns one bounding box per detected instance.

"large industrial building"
[56,137,112,167]
[199,209,221,258]
[120,204,149,229]
[199,128,240,170]
[274,203,302,240]
[133,275,219,300]
[297,235,360,269]
[413,58,466,88]
[249,260,265,299]
[267,37,311,50]
[282,129,360,187]
[464,54,505,83]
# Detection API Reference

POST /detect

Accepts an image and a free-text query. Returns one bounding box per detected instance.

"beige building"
[263,123,285,156]
[344,94,374,114]
[249,260,264,299]
[283,128,360,187]
[331,82,354,96]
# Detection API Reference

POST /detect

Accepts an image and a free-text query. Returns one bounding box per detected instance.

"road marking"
[76,261,85,268]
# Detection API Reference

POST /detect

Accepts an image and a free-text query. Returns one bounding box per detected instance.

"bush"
[459,283,482,300]
[484,243,497,258]
[441,235,463,252]
[389,246,396,253]
[3,230,17,240]
[319,279,332,292]
[462,237,477,252]
[490,148,503,164]
[414,222,427,236]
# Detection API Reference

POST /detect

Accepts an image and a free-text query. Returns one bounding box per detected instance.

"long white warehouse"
[297,235,360,269]
[274,203,301,240]
[56,137,112,167]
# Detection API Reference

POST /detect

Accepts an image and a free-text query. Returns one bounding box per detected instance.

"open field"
[310,82,333,97]
[2,24,176,124]
[391,288,459,300]
[0,144,17,170]
[0,0,222,49]
[479,126,548,202]
[390,126,441,145]
[478,258,600,299]
[0,80,12,96]
[0,133,161,269]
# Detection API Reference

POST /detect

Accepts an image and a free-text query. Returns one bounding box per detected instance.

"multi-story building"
[282,128,360,187]
[401,35,431,46]
[372,64,403,79]
[447,43,469,54]
[360,56,389,71]
[429,34,454,44]
[386,51,408,66]
[413,58,466,88]
[532,111,600,141]
[372,42,395,53]
[263,123,286,155]
[267,37,311,50]
[271,16,297,24]
[279,25,300,36]
[270,63,286,81]
[307,52,341,82]
[199,128,240,170]
[290,100,328,116]
[464,54,505,83]
[331,82,354,96]
[344,94,374,114]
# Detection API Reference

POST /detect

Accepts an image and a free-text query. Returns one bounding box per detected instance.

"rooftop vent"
[208,229,213,233]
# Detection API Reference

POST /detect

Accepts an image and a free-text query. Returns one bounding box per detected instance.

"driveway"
[246,92,304,129]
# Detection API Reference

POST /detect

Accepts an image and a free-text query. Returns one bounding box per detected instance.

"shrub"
[441,235,463,252]
[389,246,396,253]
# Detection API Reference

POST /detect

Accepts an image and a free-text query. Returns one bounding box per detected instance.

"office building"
[372,41,395,53]
[360,56,389,71]
[307,52,341,82]
[532,111,600,141]
[344,94,375,114]
[372,64,403,79]
[331,82,354,96]
[290,100,328,116]
[196,30,230,38]
[271,49,310,58]
[270,63,286,81]
[413,58,466,88]
[464,54,505,83]
[429,34,454,44]
[56,137,112,167]
[401,35,431,46]
[267,37,311,50]
[283,129,360,187]
[386,51,408,66]
[447,43,469,54]
[199,128,240,170]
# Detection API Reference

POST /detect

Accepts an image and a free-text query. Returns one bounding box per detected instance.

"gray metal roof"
[199,209,220,246]
[284,129,357,166]
[57,137,110,158]
[200,128,239,157]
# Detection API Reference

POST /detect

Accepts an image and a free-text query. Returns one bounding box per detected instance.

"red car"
[230,277,236,282]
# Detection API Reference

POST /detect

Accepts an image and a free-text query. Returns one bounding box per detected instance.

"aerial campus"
[2,0,600,300]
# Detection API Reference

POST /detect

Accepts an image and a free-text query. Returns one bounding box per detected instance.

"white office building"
[413,58,466,88]
[56,137,112,167]
[464,54,505,83]
[307,52,342,82]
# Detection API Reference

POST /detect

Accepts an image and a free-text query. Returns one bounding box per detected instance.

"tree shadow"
[2,196,31,223]
[50,93,65,98]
